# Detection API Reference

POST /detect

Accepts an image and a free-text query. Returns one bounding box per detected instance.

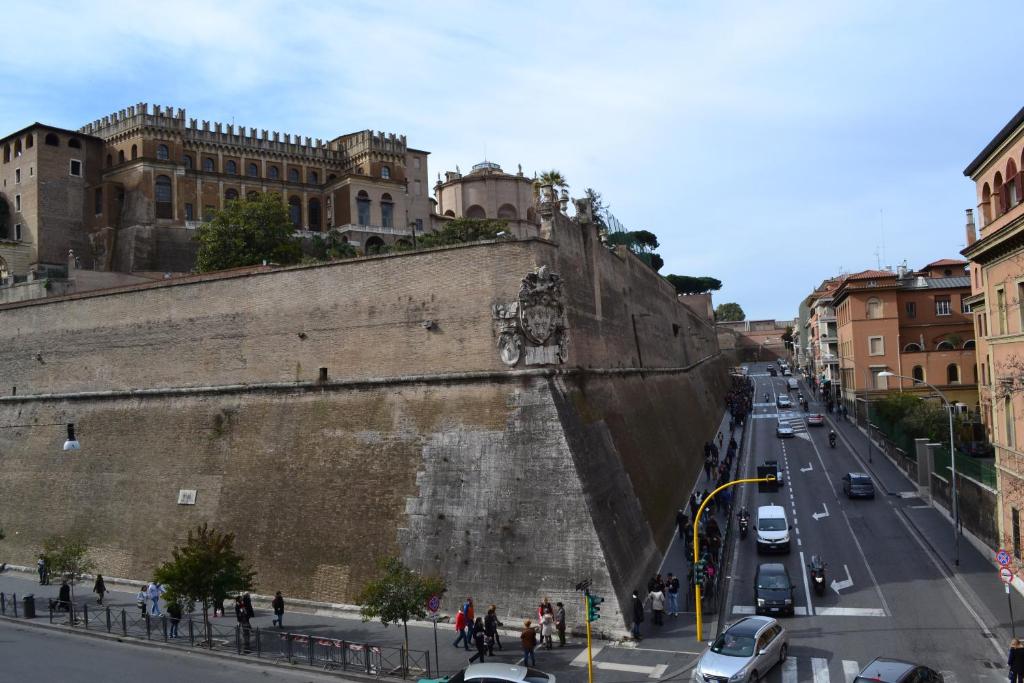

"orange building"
[962,106,1024,558]
[833,261,977,418]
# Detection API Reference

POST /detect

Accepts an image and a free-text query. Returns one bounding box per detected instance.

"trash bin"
[22,594,35,619]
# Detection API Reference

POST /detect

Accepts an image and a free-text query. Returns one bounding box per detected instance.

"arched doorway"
[364,236,385,254]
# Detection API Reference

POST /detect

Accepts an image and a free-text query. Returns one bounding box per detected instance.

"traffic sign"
[427,594,441,613]
[998,549,1012,567]
[1001,567,1014,584]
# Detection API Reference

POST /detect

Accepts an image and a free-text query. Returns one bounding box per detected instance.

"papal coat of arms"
[492,266,568,367]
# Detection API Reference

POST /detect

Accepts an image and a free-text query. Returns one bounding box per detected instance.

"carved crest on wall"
[492,266,568,367]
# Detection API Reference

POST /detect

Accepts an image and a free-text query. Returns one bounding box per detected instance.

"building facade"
[962,105,1024,559]
[434,161,540,238]
[834,262,977,416]
[0,102,433,278]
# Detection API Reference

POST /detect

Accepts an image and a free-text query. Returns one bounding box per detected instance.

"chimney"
[965,208,977,246]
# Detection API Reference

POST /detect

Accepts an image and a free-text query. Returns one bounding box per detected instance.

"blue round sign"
[427,594,441,613]
[998,549,1012,566]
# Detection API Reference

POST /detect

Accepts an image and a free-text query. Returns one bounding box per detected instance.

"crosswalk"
[697,656,924,683]
[777,410,807,435]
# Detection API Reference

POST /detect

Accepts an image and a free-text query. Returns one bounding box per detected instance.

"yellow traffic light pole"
[693,475,774,642]
[584,593,593,683]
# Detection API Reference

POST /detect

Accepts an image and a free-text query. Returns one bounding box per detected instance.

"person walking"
[167,600,182,639]
[469,617,488,663]
[147,581,163,616]
[520,620,538,667]
[647,586,666,626]
[666,573,680,617]
[676,510,688,540]
[1011,638,1024,683]
[463,596,475,623]
[37,555,48,585]
[630,590,644,640]
[555,602,566,647]
[484,606,503,652]
[93,574,106,605]
[453,607,470,650]
[242,592,255,619]
[237,602,252,653]
[688,493,699,520]
[213,589,226,618]
[58,581,71,613]
[540,606,555,649]
[136,589,148,618]
[272,591,285,628]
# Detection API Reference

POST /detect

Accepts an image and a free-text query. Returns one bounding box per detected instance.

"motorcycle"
[737,508,750,539]
[808,555,827,596]
[764,392,769,403]
[828,431,836,448]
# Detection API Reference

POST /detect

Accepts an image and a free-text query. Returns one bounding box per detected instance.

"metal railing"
[0,593,430,678]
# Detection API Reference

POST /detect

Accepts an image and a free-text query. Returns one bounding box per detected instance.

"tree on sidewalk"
[41,535,95,603]
[356,556,446,661]
[153,523,255,643]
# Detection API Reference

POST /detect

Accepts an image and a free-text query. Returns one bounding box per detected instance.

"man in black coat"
[630,591,644,640]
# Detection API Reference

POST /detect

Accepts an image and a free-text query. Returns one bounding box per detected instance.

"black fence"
[0,592,431,678]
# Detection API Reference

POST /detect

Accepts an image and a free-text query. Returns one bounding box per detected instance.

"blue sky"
[1,1,1018,319]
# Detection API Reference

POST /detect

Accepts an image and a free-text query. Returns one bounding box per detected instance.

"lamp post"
[878,370,959,567]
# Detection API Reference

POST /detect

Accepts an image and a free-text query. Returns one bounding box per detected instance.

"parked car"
[776,395,792,408]
[807,413,825,426]
[776,422,795,438]
[842,472,876,499]
[693,616,788,683]
[419,664,556,683]
[754,563,795,616]
[852,657,943,682]
[756,504,791,553]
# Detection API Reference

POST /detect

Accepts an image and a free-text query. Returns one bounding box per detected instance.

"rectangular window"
[185,203,194,221]
[69,159,82,176]
[1007,396,1016,448]
[868,336,884,356]
[935,296,951,316]
[870,367,888,390]
[94,188,102,215]
[1014,508,1022,560]
[14,168,20,184]
[905,301,916,318]
[1019,283,1024,330]
[414,179,421,195]
[415,218,423,232]
[29,165,33,177]
[14,223,21,240]
[982,363,987,386]
[962,297,971,314]
[14,194,20,212]
[998,288,1007,334]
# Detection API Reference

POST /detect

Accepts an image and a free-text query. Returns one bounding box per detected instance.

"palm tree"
[533,169,569,199]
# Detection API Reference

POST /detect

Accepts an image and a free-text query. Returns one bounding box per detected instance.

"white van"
[756,505,791,554]
[787,378,799,391]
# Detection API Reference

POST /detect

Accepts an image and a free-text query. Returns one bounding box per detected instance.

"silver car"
[419,664,555,683]
[694,616,787,682]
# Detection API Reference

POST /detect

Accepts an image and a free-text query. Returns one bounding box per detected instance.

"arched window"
[866,297,881,319]
[947,363,960,384]
[105,154,112,168]
[131,144,138,160]
[996,172,1005,215]
[156,144,169,161]
[225,188,238,201]
[444,210,455,217]
[982,183,992,225]
[13,139,21,157]
[68,138,81,149]
[936,340,954,350]
[288,195,301,227]
[356,190,371,225]
[328,173,337,182]
[25,134,32,149]
[308,198,321,231]
[1008,159,1020,208]
[380,193,394,227]
[365,236,385,254]
[2,143,8,163]
[203,157,215,172]
[465,204,486,219]
[497,203,518,220]
[912,365,924,382]
[247,191,259,201]
[118,150,125,164]
[288,168,300,182]
[380,165,390,180]
[154,175,173,219]
[225,160,237,175]
[903,343,922,352]
[247,162,259,178]
[973,364,978,383]
[44,133,59,146]
[309,170,319,184]
[268,166,279,180]
[183,155,193,170]
[963,339,976,350]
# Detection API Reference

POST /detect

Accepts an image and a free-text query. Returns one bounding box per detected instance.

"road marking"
[733,605,809,615]
[625,646,703,655]
[797,537,802,547]
[801,462,813,472]
[648,664,668,679]
[812,657,830,683]
[812,503,830,520]
[817,606,887,617]
[843,659,861,683]
[569,660,667,676]
[572,645,603,666]
[830,564,854,594]
[799,550,815,616]
[782,656,797,683]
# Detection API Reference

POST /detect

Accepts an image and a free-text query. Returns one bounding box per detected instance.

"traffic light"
[757,465,778,492]
[587,594,603,622]
[692,561,705,585]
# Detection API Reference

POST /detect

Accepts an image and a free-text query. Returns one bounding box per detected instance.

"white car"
[756,504,791,554]
[420,664,556,683]
[807,413,825,426]
[776,422,795,438]
[694,616,788,683]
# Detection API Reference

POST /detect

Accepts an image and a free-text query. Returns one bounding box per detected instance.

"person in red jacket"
[453,607,470,650]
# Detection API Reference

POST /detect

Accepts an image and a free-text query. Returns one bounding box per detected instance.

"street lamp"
[62,423,80,451]
[878,370,959,566]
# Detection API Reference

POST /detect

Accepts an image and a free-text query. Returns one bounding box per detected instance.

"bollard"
[106,606,112,633]
[83,602,89,627]
[145,611,151,639]
[12,593,17,618]
[365,643,372,675]
[235,625,241,654]
[188,618,194,646]
[426,650,432,679]
[286,632,292,662]
[308,635,314,665]
[162,614,167,641]
[256,627,261,658]
[121,609,127,636]
[1,592,5,614]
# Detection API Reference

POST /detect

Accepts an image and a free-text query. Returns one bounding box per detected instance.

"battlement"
[332,129,408,157]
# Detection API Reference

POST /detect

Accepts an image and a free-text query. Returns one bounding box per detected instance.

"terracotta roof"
[845,269,897,281]
[922,258,968,268]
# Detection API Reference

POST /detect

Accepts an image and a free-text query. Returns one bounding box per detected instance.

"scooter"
[737,508,750,539]
[764,392,769,403]
[808,555,827,596]
[829,431,837,448]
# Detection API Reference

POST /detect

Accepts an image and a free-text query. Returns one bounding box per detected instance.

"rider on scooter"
[829,429,837,447]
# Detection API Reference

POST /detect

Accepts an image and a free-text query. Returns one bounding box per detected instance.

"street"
[718,363,1011,682]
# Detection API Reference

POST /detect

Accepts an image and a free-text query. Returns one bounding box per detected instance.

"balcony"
[335,223,413,236]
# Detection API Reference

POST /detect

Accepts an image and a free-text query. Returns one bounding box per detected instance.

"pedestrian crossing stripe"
[775,657,888,683]
[732,605,885,617]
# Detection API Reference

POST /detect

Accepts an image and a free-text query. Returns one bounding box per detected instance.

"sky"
[0,0,1018,320]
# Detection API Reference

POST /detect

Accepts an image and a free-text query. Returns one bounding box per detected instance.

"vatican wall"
[0,213,728,632]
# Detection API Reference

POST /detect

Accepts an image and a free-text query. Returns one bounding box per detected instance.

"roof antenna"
[880,209,886,265]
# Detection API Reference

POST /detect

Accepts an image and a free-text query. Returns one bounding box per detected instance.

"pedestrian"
[237,602,252,653]
[136,589,147,618]
[37,555,48,585]
[147,581,163,616]
[521,620,538,667]
[453,606,470,650]
[242,592,255,619]
[717,431,723,450]
[167,600,182,638]
[646,586,665,626]
[555,602,566,647]
[469,617,487,663]
[93,574,106,605]
[666,573,680,617]
[272,591,285,628]
[1010,638,1024,683]
[541,606,555,649]
[463,596,475,623]
[58,581,71,613]
[676,509,688,540]
[703,456,713,482]
[484,605,503,651]
[630,590,644,640]
[213,589,226,618]
[688,493,699,519]
[234,596,245,621]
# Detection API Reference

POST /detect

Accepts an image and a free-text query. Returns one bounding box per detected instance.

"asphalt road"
[0,617,347,682]
[720,362,1007,683]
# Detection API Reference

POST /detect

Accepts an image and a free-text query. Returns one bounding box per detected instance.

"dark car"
[754,563,795,616]
[853,657,943,682]
[768,367,778,377]
[842,472,875,499]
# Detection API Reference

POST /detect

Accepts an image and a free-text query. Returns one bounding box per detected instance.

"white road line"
[648,664,668,679]
[782,656,797,683]
[571,645,603,666]
[816,606,887,617]
[812,657,830,683]
[843,659,861,683]
[733,605,809,615]
[588,662,661,675]
[799,550,815,616]
[797,537,802,547]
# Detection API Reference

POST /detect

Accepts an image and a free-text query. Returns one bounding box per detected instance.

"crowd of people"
[452,596,566,666]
